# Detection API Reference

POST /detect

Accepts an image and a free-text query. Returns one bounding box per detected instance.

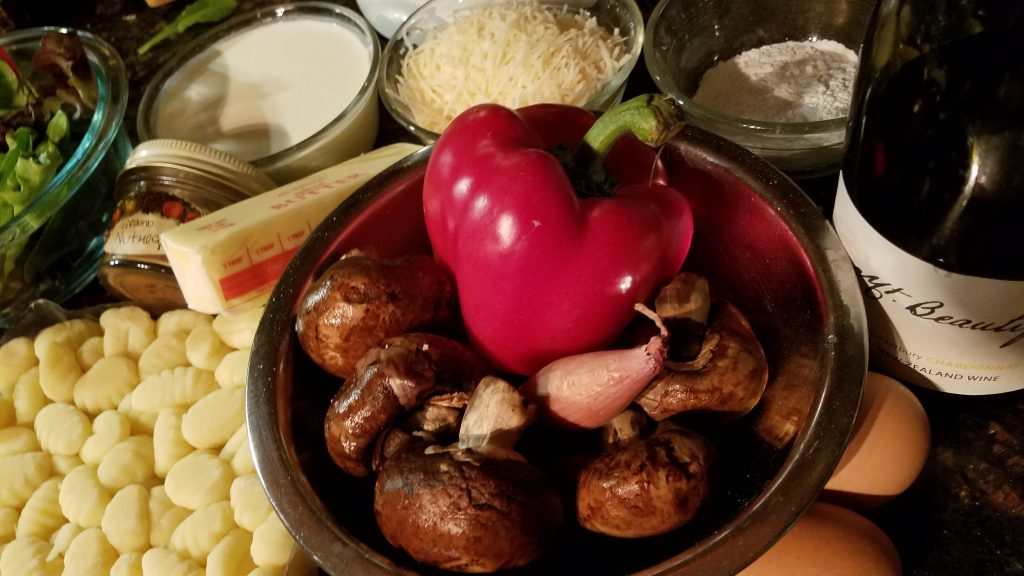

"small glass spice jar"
[98,139,276,312]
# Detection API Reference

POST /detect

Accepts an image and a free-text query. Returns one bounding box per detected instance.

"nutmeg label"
[105,191,201,256]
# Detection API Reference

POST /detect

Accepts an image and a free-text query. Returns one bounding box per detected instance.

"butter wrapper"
[161,143,423,315]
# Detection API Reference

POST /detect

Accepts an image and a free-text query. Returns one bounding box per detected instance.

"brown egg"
[739,502,902,576]
[823,371,931,509]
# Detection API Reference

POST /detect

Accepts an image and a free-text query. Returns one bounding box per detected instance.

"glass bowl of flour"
[644,0,875,181]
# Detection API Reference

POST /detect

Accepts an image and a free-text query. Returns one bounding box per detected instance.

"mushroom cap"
[295,250,456,378]
[374,448,564,573]
[577,424,712,538]
[324,333,488,476]
[637,300,769,419]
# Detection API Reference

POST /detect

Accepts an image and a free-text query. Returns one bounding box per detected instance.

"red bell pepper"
[423,94,695,376]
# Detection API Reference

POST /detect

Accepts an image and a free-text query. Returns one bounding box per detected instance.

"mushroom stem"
[457,376,536,459]
[601,409,648,450]
[655,272,711,323]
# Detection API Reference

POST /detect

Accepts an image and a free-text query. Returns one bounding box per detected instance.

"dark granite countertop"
[1,1,1021,574]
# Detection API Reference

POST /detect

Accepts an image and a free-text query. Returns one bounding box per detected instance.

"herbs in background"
[137,0,238,55]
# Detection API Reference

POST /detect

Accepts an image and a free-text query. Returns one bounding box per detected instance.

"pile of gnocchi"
[0,305,305,576]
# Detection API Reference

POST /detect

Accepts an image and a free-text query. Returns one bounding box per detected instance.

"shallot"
[520,304,668,429]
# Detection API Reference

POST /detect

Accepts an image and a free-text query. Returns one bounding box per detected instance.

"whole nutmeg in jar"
[98,139,275,313]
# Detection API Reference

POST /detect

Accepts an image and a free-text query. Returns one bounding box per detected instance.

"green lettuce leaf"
[138,0,238,55]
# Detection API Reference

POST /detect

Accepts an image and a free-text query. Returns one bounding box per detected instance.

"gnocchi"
[152,408,192,478]
[215,348,250,388]
[185,324,232,372]
[47,522,82,559]
[141,545,202,576]
[97,435,155,490]
[110,551,144,576]
[211,307,263,350]
[0,452,52,508]
[230,427,257,476]
[230,475,273,533]
[250,512,296,568]
[0,507,17,544]
[37,343,82,404]
[170,500,236,564]
[74,355,139,415]
[33,318,102,360]
[15,478,62,540]
[0,427,40,456]
[75,336,105,373]
[0,536,62,576]
[149,486,190,549]
[50,454,83,476]
[0,397,15,428]
[13,368,47,426]
[100,306,156,361]
[0,304,301,575]
[33,403,91,456]
[0,337,37,396]
[138,334,189,381]
[156,309,213,340]
[101,484,150,554]
[118,392,159,436]
[62,527,119,576]
[58,464,111,528]
[206,528,256,576]
[131,367,218,414]
[80,410,131,465]
[181,387,245,449]
[164,450,233,511]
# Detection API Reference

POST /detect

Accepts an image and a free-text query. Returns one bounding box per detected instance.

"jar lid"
[124,139,278,196]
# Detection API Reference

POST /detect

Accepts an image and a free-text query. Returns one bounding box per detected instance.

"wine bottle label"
[833,177,1024,395]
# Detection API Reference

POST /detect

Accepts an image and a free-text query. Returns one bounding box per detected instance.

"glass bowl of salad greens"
[0,27,131,327]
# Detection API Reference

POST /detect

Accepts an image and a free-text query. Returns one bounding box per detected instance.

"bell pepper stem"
[569,94,687,198]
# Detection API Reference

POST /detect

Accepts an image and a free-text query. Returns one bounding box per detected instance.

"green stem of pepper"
[566,93,687,198]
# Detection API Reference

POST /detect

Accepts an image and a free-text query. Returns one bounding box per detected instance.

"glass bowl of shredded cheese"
[379,0,644,142]
[644,0,876,183]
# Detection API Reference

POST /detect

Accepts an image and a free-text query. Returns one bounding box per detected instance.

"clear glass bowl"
[644,0,875,180]
[355,0,430,38]
[137,2,381,184]
[379,0,645,143]
[0,27,131,328]
[247,125,868,575]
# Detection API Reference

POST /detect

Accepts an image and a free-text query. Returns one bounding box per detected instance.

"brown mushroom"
[655,272,711,360]
[636,285,769,419]
[374,377,564,573]
[324,333,489,476]
[370,391,470,473]
[296,248,457,379]
[576,409,713,538]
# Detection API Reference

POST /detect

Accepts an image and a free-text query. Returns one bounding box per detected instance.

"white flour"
[692,39,859,123]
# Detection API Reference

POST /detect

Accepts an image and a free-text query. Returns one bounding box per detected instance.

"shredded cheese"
[392,0,629,133]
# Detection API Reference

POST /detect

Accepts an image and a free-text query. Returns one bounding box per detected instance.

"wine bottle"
[832,0,1024,394]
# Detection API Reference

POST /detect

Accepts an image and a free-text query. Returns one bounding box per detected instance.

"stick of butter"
[160,143,423,315]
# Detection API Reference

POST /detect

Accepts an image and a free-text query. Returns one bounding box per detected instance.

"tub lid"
[125,139,278,196]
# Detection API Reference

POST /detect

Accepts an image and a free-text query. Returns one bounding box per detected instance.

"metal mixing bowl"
[247,125,867,575]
